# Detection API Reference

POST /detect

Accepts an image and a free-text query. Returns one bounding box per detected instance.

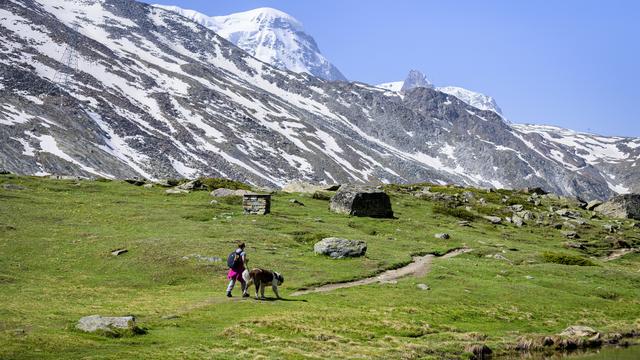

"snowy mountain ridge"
[378,71,504,116]
[1,0,639,200]
[153,4,347,81]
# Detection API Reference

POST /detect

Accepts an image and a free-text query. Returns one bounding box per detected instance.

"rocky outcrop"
[313,237,367,259]
[329,186,393,218]
[594,194,640,220]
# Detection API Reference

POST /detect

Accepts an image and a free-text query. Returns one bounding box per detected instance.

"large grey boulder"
[211,188,251,197]
[594,194,640,220]
[281,181,339,194]
[314,237,367,259]
[329,186,393,218]
[76,315,141,336]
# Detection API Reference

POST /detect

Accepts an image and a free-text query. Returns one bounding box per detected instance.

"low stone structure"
[329,185,393,218]
[594,194,640,220]
[243,194,271,215]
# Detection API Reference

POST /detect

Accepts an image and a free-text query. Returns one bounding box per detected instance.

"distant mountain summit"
[378,70,504,116]
[154,5,347,81]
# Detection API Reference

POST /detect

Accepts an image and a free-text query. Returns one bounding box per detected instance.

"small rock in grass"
[525,275,534,280]
[111,249,128,256]
[483,216,502,224]
[143,183,153,189]
[289,199,305,206]
[458,220,471,227]
[416,283,430,291]
[166,188,189,195]
[511,204,524,212]
[434,233,450,240]
[561,231,580,239]
[559,325,598,337]
[209,200,219,205]
[512,215,525,227]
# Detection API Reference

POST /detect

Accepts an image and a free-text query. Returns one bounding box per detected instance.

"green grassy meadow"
[1,175,639,359]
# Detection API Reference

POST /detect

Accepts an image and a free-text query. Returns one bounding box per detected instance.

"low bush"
[198,177,251,191]
[432,204,476,221]
[541,252,595,266]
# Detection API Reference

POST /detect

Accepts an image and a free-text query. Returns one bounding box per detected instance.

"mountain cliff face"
[1,0,639,200]
[378,70,504,116]
[153,5,347,82]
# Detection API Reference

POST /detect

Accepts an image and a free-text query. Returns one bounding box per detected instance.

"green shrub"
[198,177,251,191]
[432,204,476,221]
[541,252,595,266]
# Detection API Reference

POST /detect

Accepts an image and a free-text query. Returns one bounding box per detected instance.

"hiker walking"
[226,242,248,297]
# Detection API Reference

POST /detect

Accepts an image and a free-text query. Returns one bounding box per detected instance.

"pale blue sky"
[150,0,640,137]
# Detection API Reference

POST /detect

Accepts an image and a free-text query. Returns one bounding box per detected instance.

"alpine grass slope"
[0,0,639,200]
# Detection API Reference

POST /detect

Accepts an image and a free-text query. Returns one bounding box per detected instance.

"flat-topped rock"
[329,185,393,218]
[76,315,143,336]
[314,237,367,259]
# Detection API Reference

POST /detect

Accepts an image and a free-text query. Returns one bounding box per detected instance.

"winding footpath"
[291,247,473,296]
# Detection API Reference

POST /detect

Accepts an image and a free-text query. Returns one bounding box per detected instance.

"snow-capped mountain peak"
[377,70,503,116]
[154,4,346,81]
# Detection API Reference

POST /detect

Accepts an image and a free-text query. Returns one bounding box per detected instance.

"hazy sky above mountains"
[150,0,640,137]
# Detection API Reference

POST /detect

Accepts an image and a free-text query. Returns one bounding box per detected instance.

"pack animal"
[242,268,284,299]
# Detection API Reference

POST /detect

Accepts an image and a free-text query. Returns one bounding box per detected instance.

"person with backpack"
[226,242,248,298]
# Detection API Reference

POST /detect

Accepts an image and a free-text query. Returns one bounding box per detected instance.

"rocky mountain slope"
[0,0,639,200]
[378,70,504,116]
[153,5,347,81]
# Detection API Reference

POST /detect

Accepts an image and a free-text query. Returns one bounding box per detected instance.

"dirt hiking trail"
[290,247,473,296]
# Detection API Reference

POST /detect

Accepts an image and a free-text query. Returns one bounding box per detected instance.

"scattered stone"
[561,231,580,239]
[289,199,305,206]
[209,200,218,205]
[155,179,179,187]
[76,315,143,336]
[182,254,222,263]
[416,283,430,291]
[563,242,586,250]
[165,188,189,195]
[1,183,26,191]
[521,187,548,195]
[176,180,205,191]
[512,215,525,227]
[560,326,598,338]
[434,233,450,240]
[594,194,640,220]
[314,237,367,259]
[586,200,603,211]
[142,183,153,189]
[524,275,534,280]
[458,220,471,227]
[483,216,502,224]
[511,204,524,212]
[111,249,128,256]
[518,210,535,221]
[465,344,492,360]
[124,178,146,186]
[552,223,563,229]
[329,185,393,218]
[462,191,475,202]
[603,224,620,233]
[555,209,581,218]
